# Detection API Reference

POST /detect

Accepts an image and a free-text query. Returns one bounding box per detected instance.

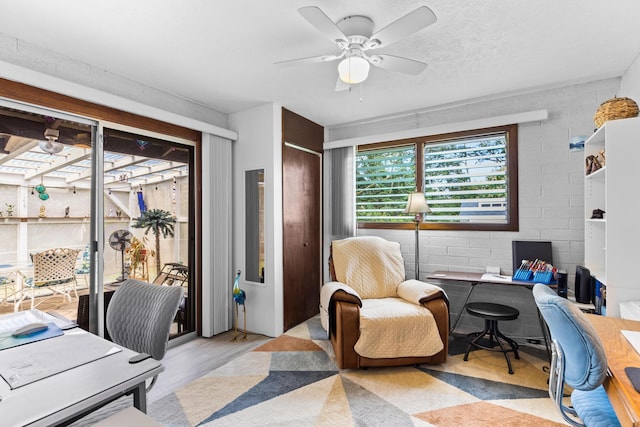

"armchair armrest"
[320,281,362,333]
[397,279,448,306]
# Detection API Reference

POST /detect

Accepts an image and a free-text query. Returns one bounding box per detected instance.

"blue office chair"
[532,284,620,427]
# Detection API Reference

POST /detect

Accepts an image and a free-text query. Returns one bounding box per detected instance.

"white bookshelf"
[584,117,640,317]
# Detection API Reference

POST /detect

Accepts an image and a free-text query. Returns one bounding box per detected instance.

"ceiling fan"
[276,6,437,90]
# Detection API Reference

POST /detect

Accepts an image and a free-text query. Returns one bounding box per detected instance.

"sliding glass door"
[0,101,196,339]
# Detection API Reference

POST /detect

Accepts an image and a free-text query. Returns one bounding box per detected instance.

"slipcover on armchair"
[320,236,449,369]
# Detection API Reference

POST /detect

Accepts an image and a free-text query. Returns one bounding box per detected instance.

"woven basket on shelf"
[593,96,639,128]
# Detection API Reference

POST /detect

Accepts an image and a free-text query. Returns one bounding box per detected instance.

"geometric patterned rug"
[149,317,568,426]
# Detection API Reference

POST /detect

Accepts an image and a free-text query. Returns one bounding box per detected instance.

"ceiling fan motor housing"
[337,15,374,43]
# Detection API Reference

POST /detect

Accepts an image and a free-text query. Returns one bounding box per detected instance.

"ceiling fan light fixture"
[338,56,370,84]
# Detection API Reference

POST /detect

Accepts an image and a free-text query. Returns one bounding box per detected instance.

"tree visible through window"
[355,125,518,231]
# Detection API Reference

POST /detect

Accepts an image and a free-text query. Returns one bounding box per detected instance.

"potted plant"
[126,236,155,278]
[131,209,176,274]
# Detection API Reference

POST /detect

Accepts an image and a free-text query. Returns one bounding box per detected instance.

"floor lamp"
[404,192,431,280]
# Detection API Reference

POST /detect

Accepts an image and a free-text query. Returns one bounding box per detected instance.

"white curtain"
[201,133,233,336]
[323,146,356,281]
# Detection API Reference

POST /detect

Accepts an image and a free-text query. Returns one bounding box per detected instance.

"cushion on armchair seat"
[356,297,443,359]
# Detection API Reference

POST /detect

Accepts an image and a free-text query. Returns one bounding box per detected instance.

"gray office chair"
[69,279,183,427]
[533,284,620,427]
[107,279,183,388]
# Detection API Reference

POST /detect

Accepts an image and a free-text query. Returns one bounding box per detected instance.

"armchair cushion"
[356,297,443,359]
[332,236,404,298]
[397,279,448,305]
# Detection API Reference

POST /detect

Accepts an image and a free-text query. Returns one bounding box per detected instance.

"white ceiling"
[0,0,639,127]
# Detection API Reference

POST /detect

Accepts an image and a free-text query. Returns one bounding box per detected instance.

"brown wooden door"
[283,144,321,331]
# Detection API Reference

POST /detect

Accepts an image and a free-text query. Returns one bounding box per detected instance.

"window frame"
[356,124,518,232]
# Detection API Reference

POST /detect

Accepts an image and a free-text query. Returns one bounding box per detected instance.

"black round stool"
[463,302,520,374]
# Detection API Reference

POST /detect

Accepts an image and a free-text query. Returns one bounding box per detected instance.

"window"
[356,125,518,231]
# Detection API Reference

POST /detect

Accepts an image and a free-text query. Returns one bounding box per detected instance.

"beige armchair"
[320,236,449,369]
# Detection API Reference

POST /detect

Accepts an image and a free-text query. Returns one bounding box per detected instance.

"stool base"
[464,318,520,374]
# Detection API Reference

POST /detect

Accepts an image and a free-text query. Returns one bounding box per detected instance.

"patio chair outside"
[27,248,80,308]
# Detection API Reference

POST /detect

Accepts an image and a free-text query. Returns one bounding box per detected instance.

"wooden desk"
[0,311,163,427]
[586,315,640,427]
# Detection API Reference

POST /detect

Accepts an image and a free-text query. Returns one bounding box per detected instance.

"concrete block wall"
[327,78,621,292]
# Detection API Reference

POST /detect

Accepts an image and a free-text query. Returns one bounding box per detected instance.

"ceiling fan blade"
[274,52,343,67]
[335,77,350,92]
[374,54,427,75]
[298,6,348,45]
[365,6,437,50]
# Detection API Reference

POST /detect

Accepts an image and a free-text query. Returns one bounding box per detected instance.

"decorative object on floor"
[533,284,621,426]
[149,316,564,426]
[276,6,436,89]
[593,96,639,129]
[463,302,520,374]
[591,208,605,219]
[404,191,431,280]
[231,270,247,342]
[109,229,133,282]
[132,208,176,274]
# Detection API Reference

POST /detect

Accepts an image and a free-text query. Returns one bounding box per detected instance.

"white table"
[0,262,31,312]
[0,311,163,427]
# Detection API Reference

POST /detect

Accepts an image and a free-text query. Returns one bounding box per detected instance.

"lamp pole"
[404,192,430,280]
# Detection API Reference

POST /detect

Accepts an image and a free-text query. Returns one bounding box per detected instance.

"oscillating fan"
[109,229,132,281]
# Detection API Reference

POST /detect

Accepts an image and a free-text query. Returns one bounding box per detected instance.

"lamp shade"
[404,192,431,214]
[338,56,370,84]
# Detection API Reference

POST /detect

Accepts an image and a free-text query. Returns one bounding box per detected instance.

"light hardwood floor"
[149,331,271,402]
[1,287,273,401]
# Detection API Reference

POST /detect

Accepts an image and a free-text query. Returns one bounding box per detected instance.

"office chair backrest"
[106,279,183,360]
[532,284,607,391]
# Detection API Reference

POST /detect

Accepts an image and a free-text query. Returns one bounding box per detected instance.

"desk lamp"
[404,191,431,280]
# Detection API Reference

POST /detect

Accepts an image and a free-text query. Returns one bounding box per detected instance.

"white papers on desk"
[622,330,640,357]
[0,309,75,334]
[0,332,122,389]
[481,273,513,282]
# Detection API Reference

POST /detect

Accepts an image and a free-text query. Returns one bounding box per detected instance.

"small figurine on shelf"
[116,209,122,219]
[64,206,70,218]
[5,203,14,217]
[39,205,46,218]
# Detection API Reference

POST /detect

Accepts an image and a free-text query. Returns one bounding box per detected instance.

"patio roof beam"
[66,154,148,184]
[104,161,183,185]
[25,149,91,180]
[0,138,41,165]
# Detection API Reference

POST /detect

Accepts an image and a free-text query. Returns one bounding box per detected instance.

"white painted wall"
[326,78,621,291]
[229,103,283,338]
[0,34,229,130]
[621,52,640,102]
